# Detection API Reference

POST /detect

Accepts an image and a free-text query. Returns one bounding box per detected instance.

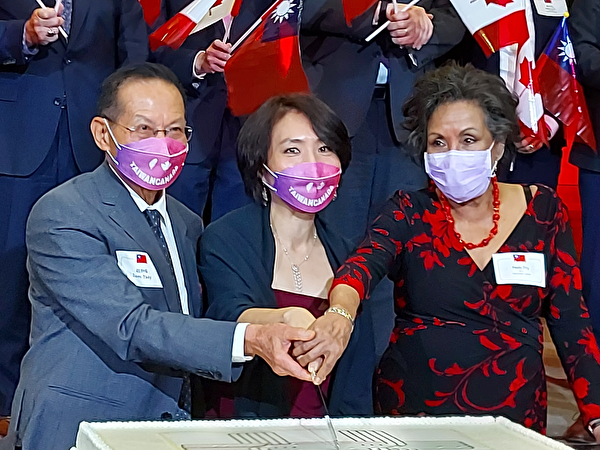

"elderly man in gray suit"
[1,63,315,450]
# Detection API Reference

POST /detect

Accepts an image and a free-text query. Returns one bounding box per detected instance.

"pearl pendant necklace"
[271,223,318,292]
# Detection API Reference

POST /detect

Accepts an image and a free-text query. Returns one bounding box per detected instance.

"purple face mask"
[105,119,188,191]
[263,162,341,213]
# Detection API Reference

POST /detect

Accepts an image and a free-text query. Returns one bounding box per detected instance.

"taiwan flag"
[137,254,148,264]
[139,0,161,26]
[149,0,219,51]
[342,0,377,26]
[535,17,597,151]
[225,0,310,116]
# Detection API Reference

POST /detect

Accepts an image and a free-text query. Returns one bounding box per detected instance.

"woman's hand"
[291,312,353,384]
[281,307,316,329]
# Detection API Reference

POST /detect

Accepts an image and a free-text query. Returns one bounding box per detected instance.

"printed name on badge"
[532,0,568,17]
[116,251,163,288]
[492,252,546,288]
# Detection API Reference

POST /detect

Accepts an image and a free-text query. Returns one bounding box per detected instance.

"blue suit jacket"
[301,0,465,140]
[569,0,600,170]
[0,0,149,176]
[2,162,240,450]
[154,0,273,164]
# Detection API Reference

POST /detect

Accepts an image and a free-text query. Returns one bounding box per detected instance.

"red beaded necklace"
[438,177,500,250]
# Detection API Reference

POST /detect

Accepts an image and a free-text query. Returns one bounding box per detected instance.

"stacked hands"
[243,300,355,385]
[24,5,64,47]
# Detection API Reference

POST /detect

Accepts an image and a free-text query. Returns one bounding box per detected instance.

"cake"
[74,415,571,450]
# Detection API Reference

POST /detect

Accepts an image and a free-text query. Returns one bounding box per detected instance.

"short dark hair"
[97,63,187,120]
[403,63,520,157]
[237,94,352,203]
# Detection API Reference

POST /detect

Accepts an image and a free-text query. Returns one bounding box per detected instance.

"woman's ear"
[492,141,505,164]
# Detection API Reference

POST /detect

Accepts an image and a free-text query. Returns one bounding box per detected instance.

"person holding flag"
[570,0,600,375]
[448,0,572,189]
[153,0,273,222]
[300,0,466,359]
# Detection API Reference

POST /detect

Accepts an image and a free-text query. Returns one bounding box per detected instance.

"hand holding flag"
[195,39,232,75]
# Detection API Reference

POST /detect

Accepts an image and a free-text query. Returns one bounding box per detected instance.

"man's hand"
[292,312,353,385]
[195,40,232,75]
[281,307,316,329]
[244,323,315,382]
[25,6,64,47]
[387,5,433,50]
[515,134,545,154]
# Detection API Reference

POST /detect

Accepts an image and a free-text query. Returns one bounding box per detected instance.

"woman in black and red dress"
[294,64,600,438]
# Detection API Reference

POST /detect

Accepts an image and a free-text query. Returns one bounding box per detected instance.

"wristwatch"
[586,418,600,437]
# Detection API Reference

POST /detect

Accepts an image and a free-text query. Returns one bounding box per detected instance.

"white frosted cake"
[74,416,571,450]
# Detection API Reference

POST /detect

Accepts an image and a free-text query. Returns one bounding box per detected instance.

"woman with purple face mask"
[292,63,600,438]
[198,94,377,418]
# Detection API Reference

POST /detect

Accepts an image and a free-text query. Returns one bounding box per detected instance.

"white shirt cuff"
[232,322,253,363]
[544,114,560,140]
[192,50,207,80]
[22,26,39,57]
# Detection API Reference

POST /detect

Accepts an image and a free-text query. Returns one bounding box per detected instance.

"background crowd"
[1,0,600,448]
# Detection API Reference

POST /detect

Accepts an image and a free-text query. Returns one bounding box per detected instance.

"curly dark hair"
[237,94,351,203]
[403,63,520,157]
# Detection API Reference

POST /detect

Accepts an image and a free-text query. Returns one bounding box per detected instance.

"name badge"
[116,251,163,288]
[492,252,546,288]
[533,0,568,17]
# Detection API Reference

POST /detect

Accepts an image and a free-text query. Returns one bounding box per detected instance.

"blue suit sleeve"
[0,19,29,65]
[116,0,150,66]
[571,0,600,90]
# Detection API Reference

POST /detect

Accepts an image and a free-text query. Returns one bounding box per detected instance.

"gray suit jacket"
[2,162,239,450]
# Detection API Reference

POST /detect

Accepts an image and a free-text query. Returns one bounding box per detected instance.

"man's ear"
[90,117,113,153]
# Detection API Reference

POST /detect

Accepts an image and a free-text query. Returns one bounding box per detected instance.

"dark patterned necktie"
[62,0,73,34]
[144,209,192,414]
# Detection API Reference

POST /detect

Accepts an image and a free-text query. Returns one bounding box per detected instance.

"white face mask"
[424,141,496,204]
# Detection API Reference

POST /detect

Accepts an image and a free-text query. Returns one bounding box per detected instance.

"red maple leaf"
[519,57,540,92]
[484,0,514,6]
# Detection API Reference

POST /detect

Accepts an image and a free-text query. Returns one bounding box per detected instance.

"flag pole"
[36,0,69,41]
[365,0,419,43]
[230,15,263,51]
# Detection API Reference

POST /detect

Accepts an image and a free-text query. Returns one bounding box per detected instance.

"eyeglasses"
[105,118,193,142]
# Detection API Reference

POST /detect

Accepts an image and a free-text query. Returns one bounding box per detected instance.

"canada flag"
[449,0,546,144]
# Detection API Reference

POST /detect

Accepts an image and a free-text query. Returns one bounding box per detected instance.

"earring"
[491,160,499,177]
[261,186,269,205]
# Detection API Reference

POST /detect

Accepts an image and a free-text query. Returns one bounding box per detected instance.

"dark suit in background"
[155,0,272,222]
[300,0,465,357]
[446,1,565,189]
[0,0,149,416]
[570,0,600,337]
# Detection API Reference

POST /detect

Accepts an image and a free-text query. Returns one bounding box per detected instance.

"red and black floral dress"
[332,184,600,433]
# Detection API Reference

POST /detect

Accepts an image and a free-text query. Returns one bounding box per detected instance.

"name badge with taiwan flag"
[492,253,546,288]
[116,251,163,288]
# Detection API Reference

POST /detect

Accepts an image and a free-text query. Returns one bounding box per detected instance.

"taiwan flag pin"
[137,254,148,264]
[513,254,526,262]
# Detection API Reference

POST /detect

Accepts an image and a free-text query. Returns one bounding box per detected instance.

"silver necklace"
[271,222,318,292]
